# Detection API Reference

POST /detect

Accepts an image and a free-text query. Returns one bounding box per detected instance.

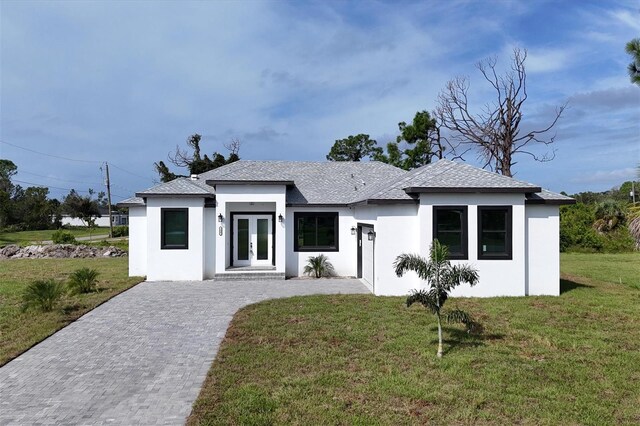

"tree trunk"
[436,311,443,358]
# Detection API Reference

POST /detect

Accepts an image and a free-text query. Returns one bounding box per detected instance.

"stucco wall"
[128,206,147,277]
[203,207,217,279]
[285,206,359,278]
[419,193,527,297]
[215,185,286,273]
[526,204,560,296]
[354,204,420,295]
[146,197,205,281]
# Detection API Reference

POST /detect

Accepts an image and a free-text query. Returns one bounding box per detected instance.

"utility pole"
[105,162,114,238]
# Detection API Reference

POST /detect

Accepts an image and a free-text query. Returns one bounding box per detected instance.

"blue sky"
[1,0,638,202]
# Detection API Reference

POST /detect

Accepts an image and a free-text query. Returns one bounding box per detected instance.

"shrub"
[22,279,64,312]
[111,226,129,237]
[303,254,335,278]
[67,267,100,294]
[52,230,77,244]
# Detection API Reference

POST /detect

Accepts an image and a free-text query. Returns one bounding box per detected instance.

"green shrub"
[303,254,335,278]
[111,226,129,237]
[22,279,64,312]
[52,230,77,244]
[67,267,100,294]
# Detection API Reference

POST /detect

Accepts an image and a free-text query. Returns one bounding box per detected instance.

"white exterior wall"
[353,204,420,295]
[204,208,217,279]
[61,216,111,227]
[215,185,286,273]
[526,205,560,296]
[128,206,147,277]
[419,193,527,297]
[286,206,359,277]
[146,198,205,281]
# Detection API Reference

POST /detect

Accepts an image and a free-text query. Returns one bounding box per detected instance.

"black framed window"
[478,206,512,260]
[433,206,467,259]
[161,208,188,249]
[294,212,339,252]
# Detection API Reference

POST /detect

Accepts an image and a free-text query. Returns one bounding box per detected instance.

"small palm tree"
[395,239,480,358]
[22,279,64,312]
[303,254,335,278]
[67,267,100,294]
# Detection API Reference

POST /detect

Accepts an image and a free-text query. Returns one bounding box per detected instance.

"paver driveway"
[0,279,368,425]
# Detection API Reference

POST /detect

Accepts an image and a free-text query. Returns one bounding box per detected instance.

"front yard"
[0,227,111,246]
[189,252,640,425]
[0,258,142,366]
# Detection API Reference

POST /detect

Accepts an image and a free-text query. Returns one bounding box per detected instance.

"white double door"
[233,214,273,267]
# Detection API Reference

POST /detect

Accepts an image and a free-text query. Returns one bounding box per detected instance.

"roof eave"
[206,180,295,187]
[135,193,215,198]
[349,198,419,206]
[404,186,542,194]
[525,198,576,206]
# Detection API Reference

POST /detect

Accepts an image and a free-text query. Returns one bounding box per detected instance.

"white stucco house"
[60,207,128,227]
[118,159,574,297]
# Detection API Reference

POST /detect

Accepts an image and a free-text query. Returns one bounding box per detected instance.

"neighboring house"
[118,159,574,297]
[61,207,129,227]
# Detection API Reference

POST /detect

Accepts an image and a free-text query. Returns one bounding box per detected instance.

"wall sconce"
[367,230,375,241]
[350,226,357,235]
[218,213,223,223]
[278,214,284,223]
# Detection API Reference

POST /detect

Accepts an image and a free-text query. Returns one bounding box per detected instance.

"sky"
[1,0,639,202]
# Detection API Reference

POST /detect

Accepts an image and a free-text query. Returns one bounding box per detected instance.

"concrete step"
[214,272,286,281]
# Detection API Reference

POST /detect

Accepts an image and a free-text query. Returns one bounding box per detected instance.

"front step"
[214,272,286,281]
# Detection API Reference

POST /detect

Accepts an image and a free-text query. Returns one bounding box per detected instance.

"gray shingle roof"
[525,189,575,205]
[116,196,145,207]
[200,161,407,205]
[135,177,215,197]
[400,159,541,193]
[125,159,573,206]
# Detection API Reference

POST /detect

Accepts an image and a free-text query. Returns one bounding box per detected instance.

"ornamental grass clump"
[22,279,64,312]
[303,254,335,278]
[67,267,100,294]
[395,239,480,358]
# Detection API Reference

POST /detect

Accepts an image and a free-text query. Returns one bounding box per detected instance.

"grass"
[0,257,142,366]
[0,227,110,246]
[189,252,640,425]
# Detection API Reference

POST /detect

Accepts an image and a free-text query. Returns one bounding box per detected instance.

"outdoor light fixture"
[350,226,357,235]
[278,214,284,222]
[367,230,375,241]
[218,213,223,223]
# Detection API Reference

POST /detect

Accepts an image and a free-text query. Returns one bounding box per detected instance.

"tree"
[0,159,17,194]
[326,134,382,161]
[626,38,640,86]
[62,189,102,229]
[12,187,57,230]
[374,111,453,170]
[155,134,241,182]
[394,240,480,358]
[436,48,566,177]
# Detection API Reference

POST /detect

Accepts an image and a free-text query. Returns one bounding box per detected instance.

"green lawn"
[189,252,640,425]
[0,258,142,366]
[0,227,110,246]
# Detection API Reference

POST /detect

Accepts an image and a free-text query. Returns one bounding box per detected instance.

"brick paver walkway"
[0,279,368,425]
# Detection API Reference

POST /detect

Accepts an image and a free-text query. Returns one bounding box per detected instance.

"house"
[60,207,129,227]
[118,159,574,297]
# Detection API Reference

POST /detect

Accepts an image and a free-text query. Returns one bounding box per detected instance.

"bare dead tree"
[224,137,242,156]
[435,48,566,177]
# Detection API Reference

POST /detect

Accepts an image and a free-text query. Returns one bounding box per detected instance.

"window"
[294,212,339,251]
[161,208,188,249]
[478,206,512,259]
[433,206,467,259]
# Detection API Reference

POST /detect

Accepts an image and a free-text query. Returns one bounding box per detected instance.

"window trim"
[477,206,512,260]
[161,208,189,250]
[432,206,468,260]
[293,212,339,252]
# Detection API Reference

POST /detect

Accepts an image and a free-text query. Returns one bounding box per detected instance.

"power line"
[18,170,104,187]
[12,179,129,199]
[0,139,102,164]
[109,162,154,181]
[1,138,154,183]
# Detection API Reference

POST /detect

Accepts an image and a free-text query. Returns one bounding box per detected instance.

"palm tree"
[627,38,640,86]
[303,254,335,278]
[395,239,480,358]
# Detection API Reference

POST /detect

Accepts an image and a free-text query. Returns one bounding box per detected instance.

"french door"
[233,215,273,266]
